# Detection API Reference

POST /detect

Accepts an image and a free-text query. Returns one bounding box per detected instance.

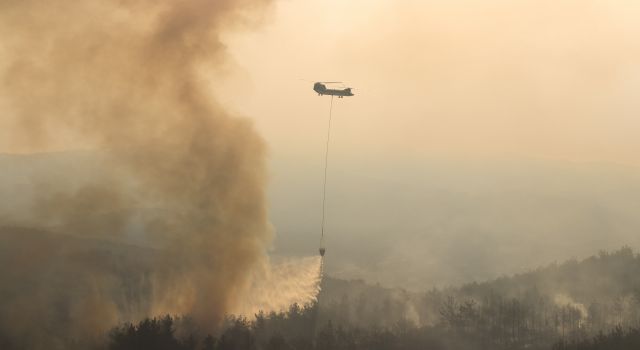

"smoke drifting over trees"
[0,0,284,348]
[2,1,640,350]
[88,247,640,350]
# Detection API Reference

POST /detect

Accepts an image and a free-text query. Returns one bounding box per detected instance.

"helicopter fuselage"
[313,83,354,97]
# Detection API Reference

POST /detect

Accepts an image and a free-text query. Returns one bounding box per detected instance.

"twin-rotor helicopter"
[313,81,354,98]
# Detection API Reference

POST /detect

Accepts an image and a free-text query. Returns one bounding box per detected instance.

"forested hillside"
[100,247,640,350]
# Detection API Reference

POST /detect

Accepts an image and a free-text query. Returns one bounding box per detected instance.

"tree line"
[107,247,640,350]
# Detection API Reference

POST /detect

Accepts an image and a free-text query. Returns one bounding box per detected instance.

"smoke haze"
[3,1,640,349]
[208,0,640,289]
[0,0,310,348]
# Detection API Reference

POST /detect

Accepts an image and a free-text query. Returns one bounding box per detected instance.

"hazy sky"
[2,0,639,164]
[214,0,640,166]
[2,0,640,289]
[208,0,640,287]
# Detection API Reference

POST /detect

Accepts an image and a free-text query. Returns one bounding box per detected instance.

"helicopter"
[313,82,354,98]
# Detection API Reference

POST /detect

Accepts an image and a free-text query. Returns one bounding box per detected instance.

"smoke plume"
[0,0,284,348]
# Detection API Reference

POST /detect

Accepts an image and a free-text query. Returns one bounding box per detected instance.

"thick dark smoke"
[0,0,273,348]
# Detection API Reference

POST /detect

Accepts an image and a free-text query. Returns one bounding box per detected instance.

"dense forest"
[94,247,640,349]
[104,305,640,350]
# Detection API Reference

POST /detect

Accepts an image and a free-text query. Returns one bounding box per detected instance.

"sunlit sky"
[1,0,640,288]
[1,0,639,165]
[216,0,640,167]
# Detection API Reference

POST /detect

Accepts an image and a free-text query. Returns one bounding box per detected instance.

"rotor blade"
[320,81,343,84]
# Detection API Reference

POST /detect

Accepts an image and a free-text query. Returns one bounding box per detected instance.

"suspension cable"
[321,96,334,244]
